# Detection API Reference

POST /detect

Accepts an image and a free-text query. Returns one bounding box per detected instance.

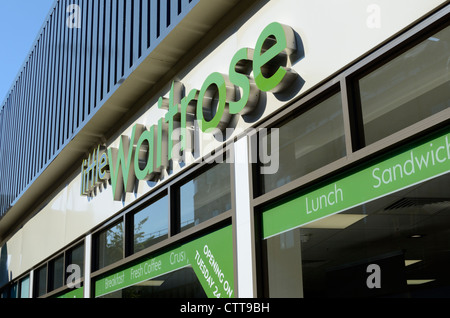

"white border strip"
[234,136,255,298]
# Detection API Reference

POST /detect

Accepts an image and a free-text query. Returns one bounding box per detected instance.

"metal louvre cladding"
[0,0,199,218]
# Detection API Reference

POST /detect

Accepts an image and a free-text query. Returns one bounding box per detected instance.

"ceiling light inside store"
[407,279,435,285]
[136,280,164,287]
[302,214,366,229]
[405,260,422,266]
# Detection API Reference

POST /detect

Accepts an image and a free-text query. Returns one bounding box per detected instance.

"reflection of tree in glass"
[104,222,123,265]
[134,216,150,252]
[133,212,168,254]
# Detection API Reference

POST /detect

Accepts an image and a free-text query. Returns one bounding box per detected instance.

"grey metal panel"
[0,110,3,211]
[42,13,52,165]
[13,78,21,197]
[141,0,148,53]
[0,0,200,218]
[150,0,158,47]
[60,0,69,150]
[84,0,93,122]
[90,0,99,115]
[124,0,132,71]
[44,11,56,165]
[25,42,36,186]
[33,32,44,182]
[2,99,9,211]
[10,78,19,198]
[78,0,88,128]
[33,34,44,181]
[102,0,112,98]
[10,87,18,199]
[116,0,125,83]
[68,3,78,137]
[133,0,140,61]
[55,0,64,151]
[29,39,38,183]
[2,98,12,213]
[14,74,21,195]
[85,0,92,122]
[108,0,117,93]
[50,2,61,156]
[96,0,105,105]
[2,98,9,210]
[65,0,75,141]
[160,0,167,37]
[73,0,82,132]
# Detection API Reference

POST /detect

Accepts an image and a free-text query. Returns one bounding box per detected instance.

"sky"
[0,0,55,104]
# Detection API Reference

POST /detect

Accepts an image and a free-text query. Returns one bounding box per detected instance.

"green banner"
[56,286,84,298]
[262,128,450,239]
[95,226,234,298]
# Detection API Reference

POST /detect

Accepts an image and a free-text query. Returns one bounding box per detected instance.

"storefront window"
[95,221,124,270]
[34,264,47,297]
[9,282,18,298]
[67,243,84,279]
[19,276,30,298]
[133,195,169,253]
[98,267,207,298]
[359,25,450,145]
[49,254,64,291]
[260,91,346,194]
[264,173,450,297]
[179,163,231,231]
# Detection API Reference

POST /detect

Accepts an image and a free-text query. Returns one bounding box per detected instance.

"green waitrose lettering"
[81,22,299,200]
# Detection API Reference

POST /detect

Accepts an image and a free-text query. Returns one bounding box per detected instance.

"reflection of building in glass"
[193,164,232,226]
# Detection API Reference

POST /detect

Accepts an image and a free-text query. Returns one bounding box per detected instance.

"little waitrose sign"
[80,22,299,200]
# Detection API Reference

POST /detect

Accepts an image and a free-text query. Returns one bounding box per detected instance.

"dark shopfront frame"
[252,4,450,297]
[1,2,449,299]
[1,147,238,298]
[86,146,238,298]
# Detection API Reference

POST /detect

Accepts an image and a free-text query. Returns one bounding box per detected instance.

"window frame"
[253,4,450,297]
[88,146,235,294]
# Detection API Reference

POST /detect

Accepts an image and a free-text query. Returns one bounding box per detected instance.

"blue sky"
[0,0,55,104]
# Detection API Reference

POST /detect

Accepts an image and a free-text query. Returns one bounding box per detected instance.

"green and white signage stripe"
[262,128,450,239]
[94,226,234,298]
[56,286,84,298]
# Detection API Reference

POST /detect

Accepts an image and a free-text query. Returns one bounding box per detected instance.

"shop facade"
[0,0,449,298]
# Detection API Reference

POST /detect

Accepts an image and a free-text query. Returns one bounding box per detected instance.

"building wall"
[0,0,448,294]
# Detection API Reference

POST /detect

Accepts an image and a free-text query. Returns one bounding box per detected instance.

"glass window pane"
[9,282,18,298]
[133,196,169,254]
[35,265,47,297]
[20,276,30,298]
[96,221,124,270]
[359,25,450,145]
[260,91,346,193]
[264,173,450,298]
[67,243,84,279]
[98,267,207,298]
[179,163,231,232]
[49,254,64,291]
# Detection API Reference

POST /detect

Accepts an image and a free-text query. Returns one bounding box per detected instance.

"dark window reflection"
[133,196,169,254]
[359,25,450,145]
[96,221,124,270]
[179,164,231,232]
[260,91,346,194]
